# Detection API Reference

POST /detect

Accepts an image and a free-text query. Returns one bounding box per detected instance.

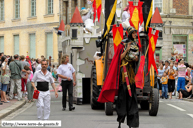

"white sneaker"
[14,96,18,99]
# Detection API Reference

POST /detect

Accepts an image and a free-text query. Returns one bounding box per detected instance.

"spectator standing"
[51,65,57,80]
[57,55,76,111]
[170,52,176,62]
[157,63,165,97]
[188,65,193,99]
[161,72,168,99]
[0,56,10,103]
[0,53,4,105]
[185,67,191,85]
[168,64,176,99]
[176,60,186,92]
[41,55,45,61]
[46,60,51,72]
[173,62,178,70]
[23,66,34,103]
[9,54,27,101]
[26,56,32,71]
[32,59,36,73]
[36,58,42,72]
[163,60,170,71]
[20,55,30,97]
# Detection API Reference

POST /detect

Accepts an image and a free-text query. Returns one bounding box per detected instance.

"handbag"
[1,74,10,84]
[1,65,10,84]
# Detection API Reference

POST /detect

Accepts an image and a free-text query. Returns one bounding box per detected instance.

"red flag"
[112,24,123,52]
[93,0,96,23]
[96,0,102,22]
[147,27,159,75]
[128,1,143,50]
[139,0,144,25]
[128,1,143,31]
[135,55,145,89]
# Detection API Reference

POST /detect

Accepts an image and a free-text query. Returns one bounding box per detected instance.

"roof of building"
[70,7,83,24]
[151,7,163,24]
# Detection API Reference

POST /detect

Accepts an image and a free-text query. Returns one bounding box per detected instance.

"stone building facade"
[161,0,193,64]
[0,0,59,62]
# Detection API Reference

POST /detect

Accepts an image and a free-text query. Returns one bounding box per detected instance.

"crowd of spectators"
[157,53,193,100]
[0,53,59,105]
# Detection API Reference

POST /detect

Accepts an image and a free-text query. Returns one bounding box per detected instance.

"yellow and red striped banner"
[112,24,123,52]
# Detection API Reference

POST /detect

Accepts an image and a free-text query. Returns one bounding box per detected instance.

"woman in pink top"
[176,60,186,92]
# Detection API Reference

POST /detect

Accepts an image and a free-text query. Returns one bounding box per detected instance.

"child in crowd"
[161,71,168,99]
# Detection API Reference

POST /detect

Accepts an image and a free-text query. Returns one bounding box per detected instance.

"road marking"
[187,114,193,118]
[167,104,186,111]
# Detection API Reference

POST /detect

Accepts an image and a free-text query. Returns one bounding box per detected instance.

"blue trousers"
[162,84,168,98]
[177,77,185,92]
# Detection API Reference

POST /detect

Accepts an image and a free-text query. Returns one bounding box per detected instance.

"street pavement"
[2,90,192,128]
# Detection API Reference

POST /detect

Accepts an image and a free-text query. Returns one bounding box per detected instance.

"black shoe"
[62,108,66,111]
[69,107,75,111]
[0,102,3,105]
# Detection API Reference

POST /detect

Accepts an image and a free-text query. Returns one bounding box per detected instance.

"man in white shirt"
[57,55,76,111]
[31,60,58,120]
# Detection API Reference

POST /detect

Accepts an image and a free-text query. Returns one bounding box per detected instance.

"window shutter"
[0,0,4,20]
[31,0,36,16]
[46,33,53,59]
[48,0,53,14]
[30,34,36,58]
[15,0,20,18]
[14,35,19,54]
[0,36,4,52]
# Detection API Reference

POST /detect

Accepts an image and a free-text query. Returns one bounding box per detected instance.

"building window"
[0,0,4,21]
[31,0,36,16]
[72,29,77,39]
[15,0,20,19]
[14,35,19,54]
[153,0,163,13]
[46,33,53,59]
[173,35,187,61]
[29,34,36,58]
[0,36,4,52]
[158,31,162,39]
[47,0,53,14]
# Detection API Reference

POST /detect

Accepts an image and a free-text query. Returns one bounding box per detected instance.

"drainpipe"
[169,21,172,34]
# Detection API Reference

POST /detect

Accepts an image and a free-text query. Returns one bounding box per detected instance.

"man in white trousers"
[31,60,58,120]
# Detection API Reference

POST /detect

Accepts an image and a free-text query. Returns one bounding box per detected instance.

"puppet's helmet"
[126,26,137,40]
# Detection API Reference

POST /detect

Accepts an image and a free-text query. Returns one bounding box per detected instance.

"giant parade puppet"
[95,0,160,128]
